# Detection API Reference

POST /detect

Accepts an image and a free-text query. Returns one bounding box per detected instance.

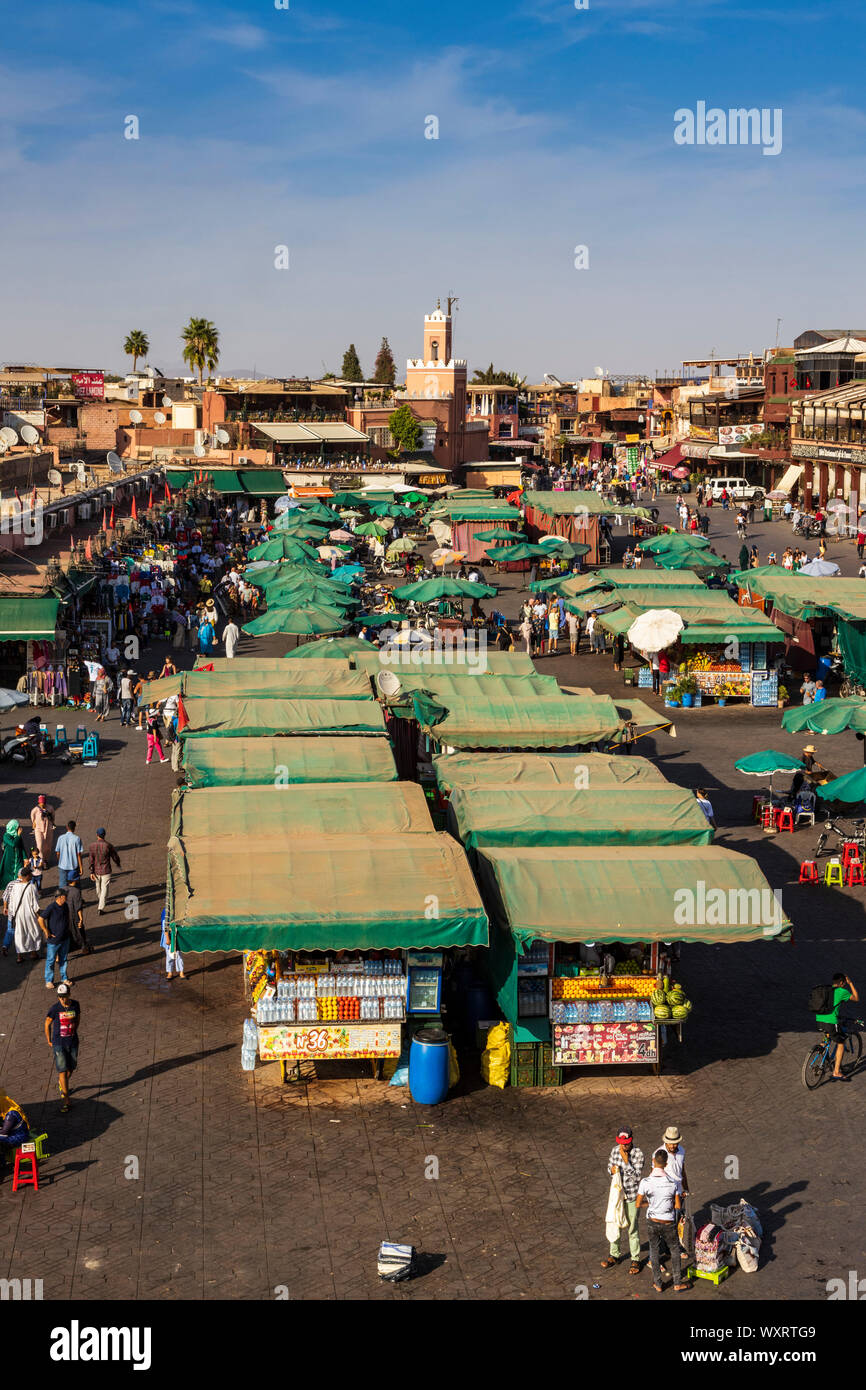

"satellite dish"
[154,411,166,425]
[129,409,143,425]
[215,428,230,444]
[161,394,172,408]
[194,444,206,458]
[106,451,122,469]
[20,424,39,445]
[47,469,62,486]
[376,670,403,700]
[0,427,18,446]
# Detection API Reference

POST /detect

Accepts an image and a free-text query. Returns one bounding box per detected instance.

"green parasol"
[284,636,373,659]
[475,527,523,542]
[392,576,497,602]
[781,698,866,736]
[354,521,389,538]
[243,603,347,637]
[817,766,866,803]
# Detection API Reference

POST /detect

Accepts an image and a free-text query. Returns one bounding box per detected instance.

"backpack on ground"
[377,1242,415,1282]
[808,983,834,1015]
[694,1223,726,1274]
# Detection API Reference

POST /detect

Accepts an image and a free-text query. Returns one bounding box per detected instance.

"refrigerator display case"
[406,951,444,1015]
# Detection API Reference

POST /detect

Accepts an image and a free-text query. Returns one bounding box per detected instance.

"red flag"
[148,488,153,509]
[175,695,189,732]
[13,487,21,504]
[195,663,215,673]
[130,495,138,520]
[165,482,172,502]
[109,506,115,529]
[101,508,107,530]
[84,536,93,561]
[31,487,37,511]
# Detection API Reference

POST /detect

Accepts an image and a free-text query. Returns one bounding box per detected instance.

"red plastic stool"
[842,842,861,870]
[846,862,865,886]
[799,860,820,883]
[777,807,795,833]
[12,1145,39,1192]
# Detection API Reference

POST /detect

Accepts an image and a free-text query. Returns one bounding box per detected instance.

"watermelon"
[654,1005,672,1019]
[651,989,666,1006]
[671,1005,690,1019]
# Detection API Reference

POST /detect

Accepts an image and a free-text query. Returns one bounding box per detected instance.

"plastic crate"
[537,1044,562,1087]
[510,1041,539,1088]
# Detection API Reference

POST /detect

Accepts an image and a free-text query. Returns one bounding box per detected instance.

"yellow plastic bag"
[481,1022,511,1088]
[448,1041,460,1089]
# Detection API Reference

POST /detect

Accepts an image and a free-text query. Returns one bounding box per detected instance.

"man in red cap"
[601,1125,645,1275]
[30,794,55,866]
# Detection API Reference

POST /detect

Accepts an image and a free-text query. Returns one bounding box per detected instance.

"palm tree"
[123,330,150,372]
[181,318,220,384]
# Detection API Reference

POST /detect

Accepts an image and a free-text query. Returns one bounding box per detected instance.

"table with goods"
[241,948,444,1079]
[545,943,692,1075]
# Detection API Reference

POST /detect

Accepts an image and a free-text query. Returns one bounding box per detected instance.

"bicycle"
[840,676,866,698]
[802,1018,864,1089]
[813,817,866,858]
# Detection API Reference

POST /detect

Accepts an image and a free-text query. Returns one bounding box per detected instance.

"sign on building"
[71,372,105,401]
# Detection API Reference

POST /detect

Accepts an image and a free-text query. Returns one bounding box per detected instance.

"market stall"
[176,695,387,739]
[166,830,488,1076]
[140,661,373,704]
[479,844,791,1074]
[432,750,669,792]
[445,784,714,850]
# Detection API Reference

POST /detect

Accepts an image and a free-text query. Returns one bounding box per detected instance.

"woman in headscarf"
[3,865,41,962]
[0,819,25,886]
[0,1092,30,1163]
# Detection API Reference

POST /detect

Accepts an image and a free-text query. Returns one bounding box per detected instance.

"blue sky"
[2,0,865,380]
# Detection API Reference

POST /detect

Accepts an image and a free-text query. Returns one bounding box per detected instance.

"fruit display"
[552,974,657,1001]
[654,981,692,1021]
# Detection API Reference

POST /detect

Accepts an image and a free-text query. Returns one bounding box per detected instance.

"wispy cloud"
[202,20,268,50]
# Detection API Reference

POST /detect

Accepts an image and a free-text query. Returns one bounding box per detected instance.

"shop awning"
[164,468,243,493]
[170,782,431,840]
[177,696,387,739]
[477,845,792,946]
[773,463,804,495]
[253,423,369,444]
[449,786,713,850]
[433,751,668,792]
[182,735,397,788]
[168,831,488,953]
[240,471,290,495]
[0,595,59,640]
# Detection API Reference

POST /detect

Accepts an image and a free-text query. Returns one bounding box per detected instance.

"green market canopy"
[284,636,374,660]
[140,664,372,704]
[0,595,59,640]
[170,782,432,840]
[478,844,792,947]
[734,750,805,776]
[817,766,866,803]
[177,696,386,738]
[391,576,498,601]
[181,735,396,788]
[432,751,667,792]
[242,604,347,637]
[167,831,489,953]
[448,785,713,850]
[411,681,622,749]
[352,650,538,679]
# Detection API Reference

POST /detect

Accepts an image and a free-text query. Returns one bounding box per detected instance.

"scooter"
[0,730,37,767]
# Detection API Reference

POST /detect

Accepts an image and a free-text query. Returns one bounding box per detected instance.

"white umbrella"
[329,528,354,541]
[798,558,841,577]
[627,608,685,652]
[317,545,347,560]
[0,687,28,712]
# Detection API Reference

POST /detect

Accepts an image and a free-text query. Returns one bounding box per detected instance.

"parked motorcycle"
[0,731,37,767]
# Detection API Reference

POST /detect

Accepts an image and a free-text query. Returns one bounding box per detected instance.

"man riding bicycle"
[816,974,859,1081]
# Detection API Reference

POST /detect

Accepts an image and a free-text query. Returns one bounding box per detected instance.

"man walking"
[118,669,136,726]
[30,794,55,865]
[636,1148,690,1292]
[55,820,83,889]
[39,886,72,990]
[601,1125,644,1276]
[66,874,93,955]
[44,982,80,1113]
[88,827,121,914]
[223,617,240,659]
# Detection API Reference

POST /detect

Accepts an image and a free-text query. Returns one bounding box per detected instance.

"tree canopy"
[341,344,363,382]
[372,337,396,386]
[388,403,422,454]
[470,363,525,386]
[123,330,149,371]
[181,318,220,384]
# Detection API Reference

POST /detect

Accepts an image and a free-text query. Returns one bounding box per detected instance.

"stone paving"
[1,496,865,1302]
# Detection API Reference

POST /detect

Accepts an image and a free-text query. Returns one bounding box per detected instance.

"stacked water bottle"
[241,1017,258,1071]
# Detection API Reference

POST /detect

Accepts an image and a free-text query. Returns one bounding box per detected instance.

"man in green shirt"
[816,973,859,1080]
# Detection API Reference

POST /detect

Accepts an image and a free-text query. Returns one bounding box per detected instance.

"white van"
[706,476,765,504]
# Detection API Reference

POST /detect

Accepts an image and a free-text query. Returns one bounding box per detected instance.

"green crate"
[510,1041,539,1087]
[511,1060,537,1088]
[537,1044,562,1087]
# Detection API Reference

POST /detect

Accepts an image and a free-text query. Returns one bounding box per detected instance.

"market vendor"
[601,1126,644,1276]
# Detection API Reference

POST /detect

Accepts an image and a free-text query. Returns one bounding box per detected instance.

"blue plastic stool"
[54,725,68,748]
[81,735,98,760]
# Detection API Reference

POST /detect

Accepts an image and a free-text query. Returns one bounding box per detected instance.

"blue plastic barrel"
[409,1025,450,1105]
